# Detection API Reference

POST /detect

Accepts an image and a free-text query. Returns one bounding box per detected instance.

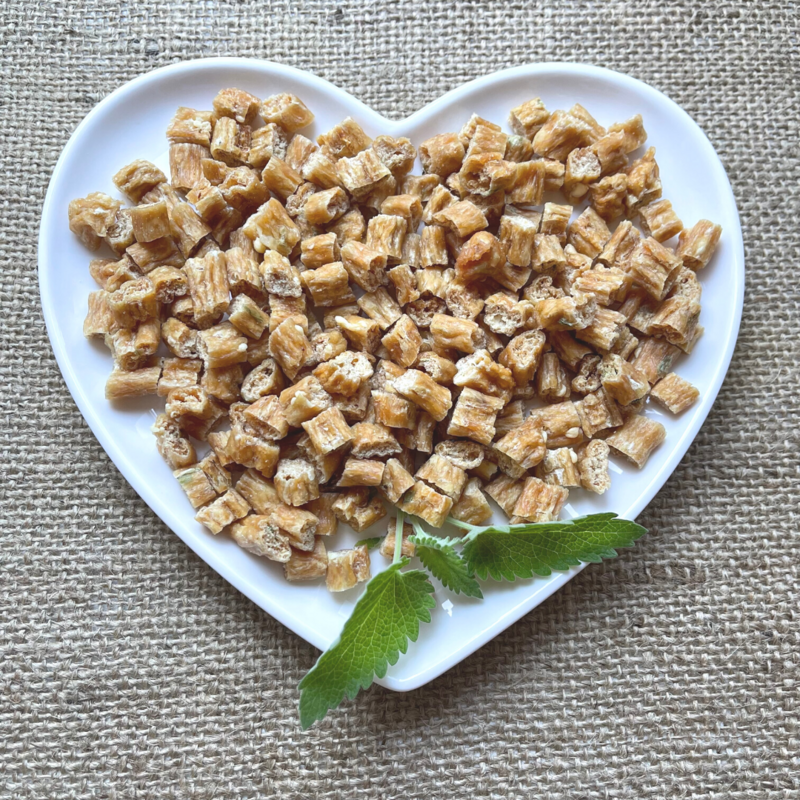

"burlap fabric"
[2,1,798,797]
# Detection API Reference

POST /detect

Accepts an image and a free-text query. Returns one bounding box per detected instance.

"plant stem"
[445,516,476,532]
[393,510,405,564]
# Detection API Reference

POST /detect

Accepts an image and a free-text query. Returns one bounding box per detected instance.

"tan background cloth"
[2,1,798,796]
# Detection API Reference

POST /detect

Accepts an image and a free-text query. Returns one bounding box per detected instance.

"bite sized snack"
[72,90,717,590]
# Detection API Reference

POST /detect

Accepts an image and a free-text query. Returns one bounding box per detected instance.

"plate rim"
[38,57,745,691]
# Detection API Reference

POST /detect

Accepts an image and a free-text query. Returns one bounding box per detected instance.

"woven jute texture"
[2,1,799,797]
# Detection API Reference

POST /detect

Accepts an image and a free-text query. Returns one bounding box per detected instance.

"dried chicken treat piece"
[314,350,374,396]
[278,375,331,426]
[306,495,338,537]
[392,369,453,422]
[335,315,381,353]
[422,185,457,225]
[677,219,722,270]
[494,399,525,439]
[471,457,498,483]
[107,320,160,371]
[548,330,591,371]
[258,252,301,298]
[574,307,626,351]
[269,503,319,543]
[104,363,161,400]
[301,187,348,227]
[482,292,528,337]
[308,329,348,367]
[371,391,418,430]
[274,458,320,506]
[419,132,466,177]
[331,382,372,423]
[432,440,483,472]
[227,294,269,340]
[610,325,639,360]
[157,357,202,398]
[638,198,683,243]
[450,477,492,526]
[453,350,515,399]
[416,453,468,501]
[447,388,504,446]
[416,351,457,385]
[210,117,251,166]
[169,202,211,258]
[512,478,569,523]
[485,473,525,515]
[598,353,650,406]
[242,395,289,440]
[284,537,328,582]
[535,447,581,488]
[326,546,371,592]
[587,173,627,221]
[161,317,198,359]
[508,97,550,137]
[300,232,339,269]
[83,290,116,340]
[364,214,408,264]
[536,352,571,403]
[532,109,594,160]
[222,247,262,301]
[67,192,121,251]
[575,389,622,438]
[336,147,394,202]
[629,236,683,301]
[243,198,300,257]
[90,255,135,289]
[454,231,505,284]
[379,519,416,558]
[284,134,319,172]
[397,481,453,528]
[377,314,421,369]
[445,280,485,321]
[530,233,566,274]
[206,430,235,469]
[624,146,662,212]
[418,225,448,268]
[529,401,585,449]
[400,233,421,268]
[351,422,401,459]
[566,206,611,259]
[505,160,544,206]
[504,134,535,163]
[429,314,481,355]
[166,107,214,146]
[537,203,572,244]
[229,515,291,562]
[459,115,502,149]
[300,261,354,308]
[499,330,547,387]
[258,92,314,132]
[434,200,488,239]
[248,123,289,169]
[168,143,207,193]
[316,117,371,159]
[301,406,353,456]
[569,353,600,396]
[183,252,229,329]
[112,162,166,205]
[201,364,244,404]
[245,329,273,367]
[379,458,416,504]
[574,439,611,495]
[333,488,387,532]
[492,413,545,469]
[175,462,219,509]
[370,358,406,392]
[337,458,385,488]
[300,148,344,191]
[196,322,248,369]
[340,240,387,292]
[497,214,537,268]
[399,173,442,203]
[152,413,196,470]
[563,147,601,202]
[261,156,303,201]
[650,373,699,414]
[606,414,666,469]
[573,266,630,307]
[458,153,515,199]
[357,287,402,330]
[107,277,158,329]
[297,433,345,483]
[194,490,251,535]
[269,316,312,379]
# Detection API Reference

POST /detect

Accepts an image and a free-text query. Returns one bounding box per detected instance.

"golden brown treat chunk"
[210,117,251,166]
[340,240,387,293]
[336,147,394,202]
[512,478,568,523]
[184,252,230,329]
[301,262,356,308]
[335,315,381,353]
[453,350,515,400]
[498,214,537,268]
[229,515,292,562]
[639,199,683,243]
[358,288,402,330]
[234,470,280,514]
[201,364,244,405]
[380,458,417,504]
[429,313,481,354]
[301,231,339,269]
[567,206,611,258]
[306,494,339,537]
[494,400,525,439]
[575,308,627,352]
[377,315,420,368]
[284,538,328,582]
[450,477,492,525]
[317,117,371,158]
[113,160,167,203]
[398,481,453,528]
[434,199,488,239]
[337,458,385,488]
[332,488,387,532]
[629,236,683,301]
[485,473,526,516]
[499,330,547,387]
[509,97,549,137]
[529,401,585,449]
[536,352,571,403]
[195,489,251,535]
[243,395,289,440]
[535,447,581,488]
[314,350,374,397]
[392,369,453,422]
[419,132,465,177]
[243,198,300,256]
[351,422,402,459]
[274,458,320,506]
[447,388,505,446]
[105,364,162,400]
[650,373,699,414]
[365,214,407,263]
[161,317,198,359]
[493,417,547,470]
[677,219,722,271]
[279,375,332,426]
[68,192,122,251]
[212,87,260,125]
[598,354,650,406]
[380,519,416,558]
[269,504,319,547]
[196,322,248,369]
[387,265,421,306]
[167,107,214,146]
[157,357,202,398]
[606,415,666,468]
[227,294,269,340]
[269,316,312,379]
[416,453,467,501]
[301,406,353,455]
[575,389,622,438]
[326,546,371,592]
[577,439,611,495]
[372,391,418,430]
[239,359,284,404]
[260,92,314,132]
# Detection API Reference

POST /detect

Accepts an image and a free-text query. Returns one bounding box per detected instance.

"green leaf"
[354,536,382,550]
[409,529,483,599]
[462,513,646,581]
[298,560,435,729]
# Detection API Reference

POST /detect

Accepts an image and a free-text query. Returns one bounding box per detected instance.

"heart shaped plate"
[39,59,744,690]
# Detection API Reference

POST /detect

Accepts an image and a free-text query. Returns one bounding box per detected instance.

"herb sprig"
[298,512,645,728]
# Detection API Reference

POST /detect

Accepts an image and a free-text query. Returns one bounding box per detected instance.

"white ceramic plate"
[39,59,744,691]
